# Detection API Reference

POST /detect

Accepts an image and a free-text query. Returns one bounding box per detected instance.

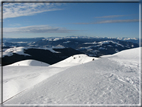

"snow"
[12,42,27,43]
[84,41,97,44]
[52,44,65,49]
[39,47,59,53]
[3,47,141,105]
[3,47,30,57]
[53,38,61,41]
[48,39,53,41]
[110,47,140,60]
[63,41,70,43]
[3,54,95,102]
[98,41,110,45]
[3,47,60,57]
[98,40,124,47]
[51,54,98,67]
[7,59,50,66]
[79,46,92,50]
[3,66,69,102]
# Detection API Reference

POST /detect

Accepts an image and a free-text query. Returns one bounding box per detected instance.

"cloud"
[95,15,127,18]
[3,25,75,33]
[95,14,138,18]
[3,3,63,19]
[74,19,139,24]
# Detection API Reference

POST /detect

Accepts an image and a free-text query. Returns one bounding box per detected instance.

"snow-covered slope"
[3,47,141,105]
[3,54,94,102]
[110,47,140,60]
[51,54,98,67]
[3,66,69,102]
[7,59,49,66]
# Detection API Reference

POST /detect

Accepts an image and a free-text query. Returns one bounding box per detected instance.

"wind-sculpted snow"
[3,47,141,105]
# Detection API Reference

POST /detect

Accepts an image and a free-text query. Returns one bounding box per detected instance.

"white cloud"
[96,19,139,23]
[3,3,63,19]
[4,25,74,33]
[95,15,127,18]
[95,14,138,18]
[74,19,139,24]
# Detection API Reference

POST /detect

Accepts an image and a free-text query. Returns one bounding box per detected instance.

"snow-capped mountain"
[2,36,140,66]
[30,38,139,57]
[3,37,139,57]
[3,47,141,105]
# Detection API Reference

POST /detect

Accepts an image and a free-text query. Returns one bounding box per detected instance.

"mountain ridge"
[2,47,83,66]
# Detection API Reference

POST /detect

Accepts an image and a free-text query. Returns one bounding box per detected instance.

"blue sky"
[3,2,139,38]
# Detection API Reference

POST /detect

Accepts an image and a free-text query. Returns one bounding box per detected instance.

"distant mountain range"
[2,36,140,44]
[1,36,140,66]
[29,37,139,57]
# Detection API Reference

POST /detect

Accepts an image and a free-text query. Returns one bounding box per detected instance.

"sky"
[2,2,140,38]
